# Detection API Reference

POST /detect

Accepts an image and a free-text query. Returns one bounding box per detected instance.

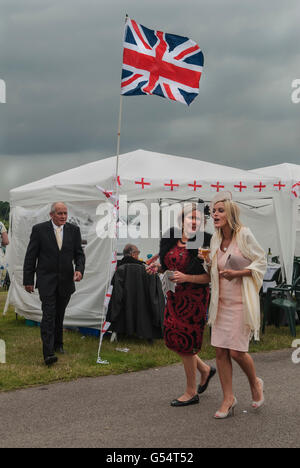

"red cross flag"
[253,182,267,193]
[274,181,286,191]
[188,181,203,192]
[291,182,300,199]
[110,252,118,278]
[104,285,113,309]
[210,182,225,193]
[135,177,152,189]
[101,321,111,334]
[234,182,247,193]
[164,179,180,191]
[96,185,117,202]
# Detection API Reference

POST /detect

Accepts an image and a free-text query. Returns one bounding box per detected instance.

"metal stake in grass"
[0,339,6,364]
[97,357,110,365]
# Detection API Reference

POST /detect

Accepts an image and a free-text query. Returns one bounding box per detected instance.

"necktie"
[55,227,63,250]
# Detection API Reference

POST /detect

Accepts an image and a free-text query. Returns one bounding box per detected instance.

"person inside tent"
[0,221,9,251]
[0,221,9,288]
[117,244,145,267]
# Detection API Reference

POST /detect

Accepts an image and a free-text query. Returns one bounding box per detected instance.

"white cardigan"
[207,227,267,341]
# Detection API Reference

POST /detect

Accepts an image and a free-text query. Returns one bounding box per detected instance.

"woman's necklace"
[221,237,232,253]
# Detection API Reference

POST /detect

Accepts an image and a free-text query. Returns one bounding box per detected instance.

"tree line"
[0,201,9,230]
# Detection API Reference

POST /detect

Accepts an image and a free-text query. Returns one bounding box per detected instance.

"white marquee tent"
[250,163,300,258]
[4,150,296,328]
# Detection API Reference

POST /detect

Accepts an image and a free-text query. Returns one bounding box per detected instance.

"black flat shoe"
[44,355,58,367]
[170,395,199,407]
[55,347,66,354]
[198,366,216,394]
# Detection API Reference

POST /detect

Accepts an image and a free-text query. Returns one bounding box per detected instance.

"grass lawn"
[0,291,299,393]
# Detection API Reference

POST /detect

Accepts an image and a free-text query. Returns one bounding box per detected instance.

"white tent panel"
[295,205,300,256]
[251,163,300,272]
[238,201,281,258]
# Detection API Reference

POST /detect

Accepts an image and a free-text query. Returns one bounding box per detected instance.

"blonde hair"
[214,199,243,237]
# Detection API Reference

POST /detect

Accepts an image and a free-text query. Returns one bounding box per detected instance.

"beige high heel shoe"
[214,397,238,419]
[252,378,265,410]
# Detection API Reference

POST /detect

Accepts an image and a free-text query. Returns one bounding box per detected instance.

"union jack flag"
[121,17,204,106]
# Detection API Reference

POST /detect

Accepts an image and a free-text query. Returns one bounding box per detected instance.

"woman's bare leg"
[215,347,235,413]
[230,350,263,402]
[176,354,198,401]
[196,355,211,386]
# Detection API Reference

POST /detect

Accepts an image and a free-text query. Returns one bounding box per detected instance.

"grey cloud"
[0,0,299,200]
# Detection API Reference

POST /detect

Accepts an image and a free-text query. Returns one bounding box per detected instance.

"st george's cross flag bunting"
[121,17,204,106]
[292,182,300,199]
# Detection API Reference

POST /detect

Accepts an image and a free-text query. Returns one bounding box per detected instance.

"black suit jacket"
[23,221,85,297]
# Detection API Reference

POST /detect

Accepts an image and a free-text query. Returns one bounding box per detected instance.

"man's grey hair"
[123,244,137,256]
[50,202,67,214]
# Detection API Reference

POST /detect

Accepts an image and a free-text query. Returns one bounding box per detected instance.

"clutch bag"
[161,270,176,295]
[224,254,251,271]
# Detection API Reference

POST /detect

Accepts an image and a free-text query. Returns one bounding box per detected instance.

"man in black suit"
[23,202,85,366]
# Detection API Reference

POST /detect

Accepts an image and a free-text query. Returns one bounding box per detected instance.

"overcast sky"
[0,0,299,201]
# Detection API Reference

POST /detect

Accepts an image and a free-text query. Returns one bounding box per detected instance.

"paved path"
[0,349,299,448]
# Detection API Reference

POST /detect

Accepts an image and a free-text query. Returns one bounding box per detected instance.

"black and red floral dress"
[163,244,210,356]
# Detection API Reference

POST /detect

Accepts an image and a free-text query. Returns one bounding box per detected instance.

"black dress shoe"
[44,355,58,367]
[171,395,199,407]
[55,347,65,354]
[198,366,217,394]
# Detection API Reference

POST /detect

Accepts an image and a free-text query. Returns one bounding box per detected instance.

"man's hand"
[25,285,34,293]
[74,271,83,282]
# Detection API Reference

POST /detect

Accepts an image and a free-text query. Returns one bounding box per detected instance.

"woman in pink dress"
[201,193,267,419]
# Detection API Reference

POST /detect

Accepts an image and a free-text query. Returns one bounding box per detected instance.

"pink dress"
[211,240,251,352]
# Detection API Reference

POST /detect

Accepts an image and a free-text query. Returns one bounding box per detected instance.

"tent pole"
[159,199,162,239]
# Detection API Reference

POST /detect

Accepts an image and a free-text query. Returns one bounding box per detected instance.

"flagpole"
[115,14,128,179]
[114,14,128,260]
[116,95,123,166]
[97,14,128,364]
[114,12,128,257]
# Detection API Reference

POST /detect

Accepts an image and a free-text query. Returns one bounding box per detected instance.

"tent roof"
[250,163,300,181]
[10,149,277,205]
